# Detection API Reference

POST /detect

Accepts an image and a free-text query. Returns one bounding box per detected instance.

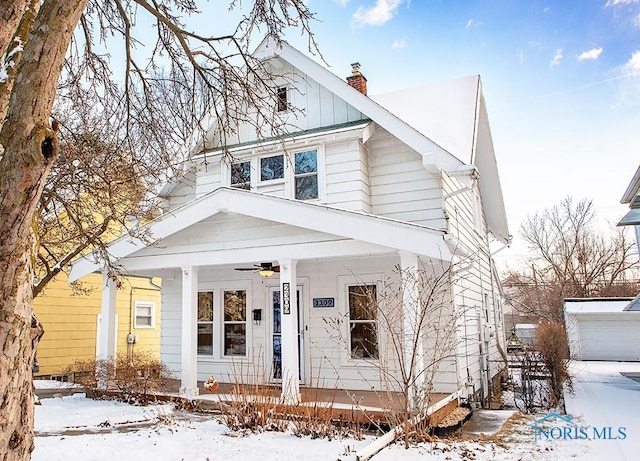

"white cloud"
[550,48,563,67]
[391,39,405,49]
[353,0,403,26]
[634,13,640,27]
[578,47,603,61]
[465,19,482,29]
[623,50,640,75]
[605,0,639,7]
[516,49,525,64]
[334,0,349,6]
[543,7,551,13]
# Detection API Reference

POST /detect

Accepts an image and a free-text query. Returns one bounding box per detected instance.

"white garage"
[564,297,640,362]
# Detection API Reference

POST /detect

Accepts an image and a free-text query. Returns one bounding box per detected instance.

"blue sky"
[280,0,640,267]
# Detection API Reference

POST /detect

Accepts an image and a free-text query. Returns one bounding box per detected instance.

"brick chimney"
[347,62,367,96]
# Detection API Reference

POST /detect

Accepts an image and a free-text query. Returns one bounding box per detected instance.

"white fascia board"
[276,42,461,172]
[621,165,640,204]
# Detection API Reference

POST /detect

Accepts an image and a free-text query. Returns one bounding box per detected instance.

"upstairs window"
[260,155,284,181]
[348,285,378,359]
[277,87,288,112]
[294,150,318,200]
[231,161,251,189]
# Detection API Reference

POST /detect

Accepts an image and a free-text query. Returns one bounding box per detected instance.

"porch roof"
[69,187,452,282]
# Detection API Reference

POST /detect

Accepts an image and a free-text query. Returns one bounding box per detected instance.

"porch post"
[97,271,118,389]
[399,251,425,409]
[278,259,300,404]
[98,271,117,360]
[180,266,199,396]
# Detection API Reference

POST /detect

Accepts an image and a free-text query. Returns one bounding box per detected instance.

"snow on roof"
[564,298,636,314]
[370,75,480,164]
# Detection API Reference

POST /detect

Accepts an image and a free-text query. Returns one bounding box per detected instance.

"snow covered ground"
[32,361,640,460]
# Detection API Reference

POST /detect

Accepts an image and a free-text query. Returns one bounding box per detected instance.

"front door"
[271,287,304,383]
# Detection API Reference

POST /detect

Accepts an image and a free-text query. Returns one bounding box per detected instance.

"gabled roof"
[253,37,462,172]
[69,187,452,282]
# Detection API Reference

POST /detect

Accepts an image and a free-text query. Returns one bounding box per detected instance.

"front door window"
[272,288,302,381]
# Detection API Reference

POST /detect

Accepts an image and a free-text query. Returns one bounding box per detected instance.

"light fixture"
[259,268,275,278]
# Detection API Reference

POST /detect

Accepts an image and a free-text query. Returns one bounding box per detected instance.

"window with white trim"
[197,291,214,355]
[260,154,284,182]
[294,150,318,200]
[134,301,155,328]
[223,289,247,356]
[348,284,378,359]
[231,161,251,189]
[277,87,288,112]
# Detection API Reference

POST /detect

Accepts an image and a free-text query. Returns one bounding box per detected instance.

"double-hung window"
[231,161,251,189]
[348,284,378,359]
[294,150,318,200]
[223,290,247,356]
[197,291,214,355]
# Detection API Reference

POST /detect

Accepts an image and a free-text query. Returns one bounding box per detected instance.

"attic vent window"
[277,87,288,112]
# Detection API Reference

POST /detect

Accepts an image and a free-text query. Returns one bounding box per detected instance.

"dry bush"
[535,321,572,409]
[66,350,172,404]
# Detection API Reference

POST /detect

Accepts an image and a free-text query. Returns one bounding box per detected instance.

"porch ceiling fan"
[234,262,280,277]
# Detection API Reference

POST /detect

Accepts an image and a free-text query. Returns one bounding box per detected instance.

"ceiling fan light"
[259,268,275,278]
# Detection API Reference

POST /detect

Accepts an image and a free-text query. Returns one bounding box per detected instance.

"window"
[294,150,318,200]
[223,290,247,356]
[231,161,251,189]
[348,285,378,359]
[277,87,288,112]
[260,155,284,181]
[134,301,155,328]
[197,291,214,355]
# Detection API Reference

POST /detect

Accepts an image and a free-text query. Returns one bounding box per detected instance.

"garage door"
[577,319,640,361]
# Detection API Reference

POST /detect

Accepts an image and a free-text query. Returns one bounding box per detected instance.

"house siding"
[368,128,445,228]
[33,273,162,377]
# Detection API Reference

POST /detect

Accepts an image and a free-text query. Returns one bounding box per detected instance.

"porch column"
[98,271,117,360]
[180,266,199,396]
[278,259,300,404]
[399,251,425,408]
[97,271,117,389]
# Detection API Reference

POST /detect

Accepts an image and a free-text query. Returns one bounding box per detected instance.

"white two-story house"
[70,37,510,408]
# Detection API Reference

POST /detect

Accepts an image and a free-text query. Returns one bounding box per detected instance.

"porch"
[164,379,456,426]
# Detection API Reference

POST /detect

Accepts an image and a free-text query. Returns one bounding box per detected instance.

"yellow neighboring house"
[33,272,161,379]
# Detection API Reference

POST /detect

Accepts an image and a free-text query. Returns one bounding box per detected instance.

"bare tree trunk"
[0,1,88,459]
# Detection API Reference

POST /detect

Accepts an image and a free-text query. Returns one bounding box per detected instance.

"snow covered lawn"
[32,361,640,460]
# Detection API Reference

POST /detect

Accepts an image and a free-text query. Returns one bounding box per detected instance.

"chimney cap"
[351,62,361,74]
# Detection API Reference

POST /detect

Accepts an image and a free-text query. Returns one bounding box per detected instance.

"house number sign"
[282,282,290,315]
[313,298,335,308]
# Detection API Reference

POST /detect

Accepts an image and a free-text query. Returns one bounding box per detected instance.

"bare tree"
[0,2,317,458]
[505,197,639,322]
[323,262,463,448]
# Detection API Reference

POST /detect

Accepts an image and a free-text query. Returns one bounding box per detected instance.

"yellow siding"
[33,272,161,377]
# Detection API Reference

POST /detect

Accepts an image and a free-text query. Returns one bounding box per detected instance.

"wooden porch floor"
[163,380,454,426]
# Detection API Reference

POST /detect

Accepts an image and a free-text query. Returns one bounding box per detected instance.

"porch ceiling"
[69,187,451,281]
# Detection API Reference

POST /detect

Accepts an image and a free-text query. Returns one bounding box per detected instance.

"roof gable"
[69,188,452,281]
